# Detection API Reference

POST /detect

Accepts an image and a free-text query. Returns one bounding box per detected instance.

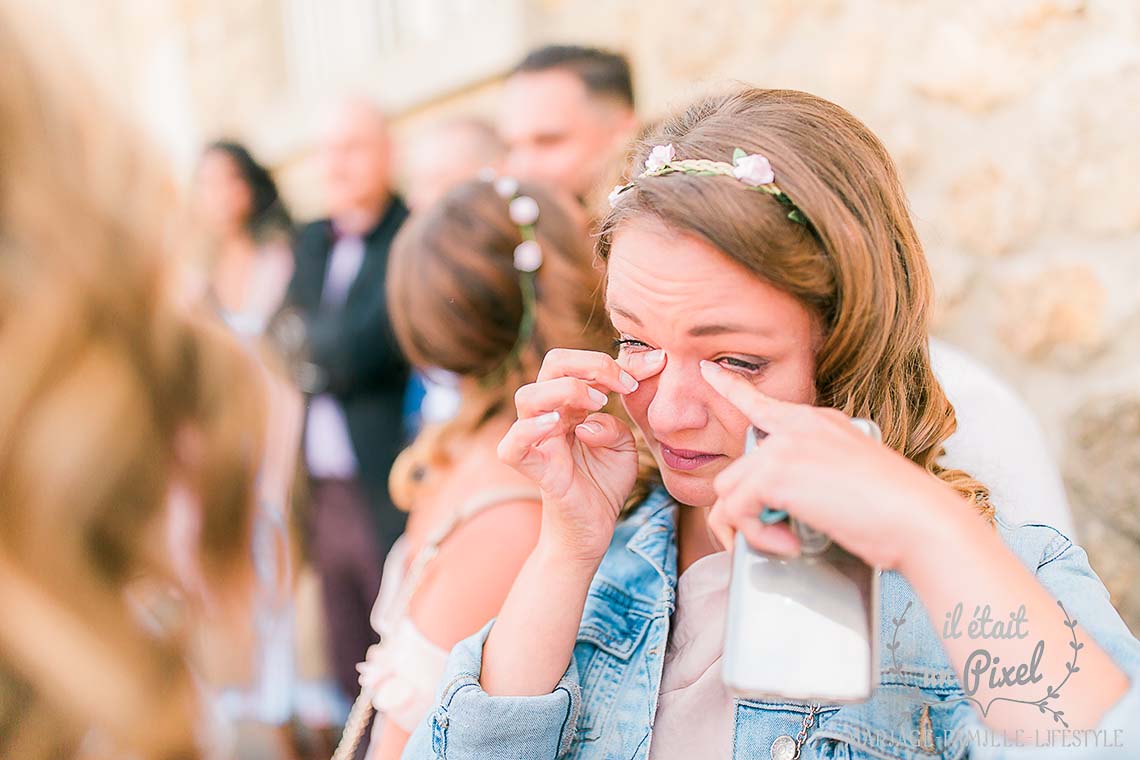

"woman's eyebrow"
[609,304,642,326]
[610,304,771,339]
[687,323,763,337]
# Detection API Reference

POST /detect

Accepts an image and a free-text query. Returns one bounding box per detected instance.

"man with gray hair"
[402,117,506,211]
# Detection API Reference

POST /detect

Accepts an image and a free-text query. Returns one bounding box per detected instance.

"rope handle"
[330,487,540,759]
[331,690,375,760]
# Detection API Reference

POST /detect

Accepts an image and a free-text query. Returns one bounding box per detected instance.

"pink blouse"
[650,551,735,759]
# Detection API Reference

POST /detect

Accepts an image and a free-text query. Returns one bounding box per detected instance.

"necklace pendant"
[770,734,799,760]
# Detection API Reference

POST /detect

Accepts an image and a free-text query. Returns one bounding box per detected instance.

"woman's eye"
[717,356,767,375]
[613,338,650,352]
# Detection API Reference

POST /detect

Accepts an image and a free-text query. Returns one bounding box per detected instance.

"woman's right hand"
[498,348,665,564]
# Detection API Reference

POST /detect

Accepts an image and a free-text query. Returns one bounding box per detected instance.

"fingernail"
[576,421,602,435]
[699,360,721,376]
[645,349,665,365]
[759,508,789,525]
[535,411,560,427]
[776,541,802,559]
[588,387,608,407]
[620,371,639,392]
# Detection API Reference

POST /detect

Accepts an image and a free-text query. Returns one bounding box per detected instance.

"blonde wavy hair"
[598,87,993,521]
[0,4,264,759]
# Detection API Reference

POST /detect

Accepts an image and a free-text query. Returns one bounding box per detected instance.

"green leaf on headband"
[732,147,746,164]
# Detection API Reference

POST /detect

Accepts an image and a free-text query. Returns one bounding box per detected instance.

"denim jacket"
[404,487,1140,759]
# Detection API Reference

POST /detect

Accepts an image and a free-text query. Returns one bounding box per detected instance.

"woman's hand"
[498,348,666,564]
[699,360,964,571]
[483,348,666,698]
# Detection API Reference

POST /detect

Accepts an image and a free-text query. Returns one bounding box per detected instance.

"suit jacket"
[285,197,410,542]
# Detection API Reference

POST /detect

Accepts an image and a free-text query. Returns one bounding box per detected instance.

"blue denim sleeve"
[972,524,1140,759]
[401,620,582,759]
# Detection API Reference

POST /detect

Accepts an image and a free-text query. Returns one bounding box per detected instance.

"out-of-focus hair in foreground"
[0,3,264,759]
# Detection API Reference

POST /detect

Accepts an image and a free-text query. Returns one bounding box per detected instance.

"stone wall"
[28,0,1139,630]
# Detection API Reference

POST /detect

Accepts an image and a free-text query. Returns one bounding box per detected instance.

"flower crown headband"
[608,143,810,228]
[477,169,544,383]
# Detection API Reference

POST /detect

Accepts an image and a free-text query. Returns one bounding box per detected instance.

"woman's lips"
[659,444,724,472]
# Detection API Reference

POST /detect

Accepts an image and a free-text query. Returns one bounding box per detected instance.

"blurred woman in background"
[192,140,294,337]
[0,4,266,759]
[193,143,348,757]
[343,177,632,760]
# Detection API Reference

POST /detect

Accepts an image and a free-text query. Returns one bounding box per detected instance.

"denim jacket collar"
[624,486,679,592]
[579,486,679,660]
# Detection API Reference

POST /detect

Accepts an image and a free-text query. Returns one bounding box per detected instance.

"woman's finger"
[699,360,800,434]
[712,453,754,498]
[735,516,801,558]
[515,377,610,419]
[496,411,563,468]
[717,487,761,537]
[711,495,800,557]
[537,348,640,394]
[615,348,667,383]
[707,503,736,555]
[716,450,783,522]
[573,412,636,452]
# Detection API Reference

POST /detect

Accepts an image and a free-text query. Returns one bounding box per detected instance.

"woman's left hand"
[700,360,964,571]
[702,363,1135,735]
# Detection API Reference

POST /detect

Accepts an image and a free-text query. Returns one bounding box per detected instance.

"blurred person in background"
[192,140,295,338]
[346,176,620,760]
[193,141,345,757]
[400,117,508,434]
[0,3,266,758]
[499,45,638,207]
[402,117,506,212]
[284,97,411,707]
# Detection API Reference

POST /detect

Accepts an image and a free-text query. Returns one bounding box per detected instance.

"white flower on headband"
[494,176,519,199]
[732,152,775,186]
[513,240,542,272]
[607,184,626,208]
[644,143,675,173]
[509,195,540,226]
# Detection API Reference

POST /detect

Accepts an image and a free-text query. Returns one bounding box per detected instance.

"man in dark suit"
[285,97,409,704]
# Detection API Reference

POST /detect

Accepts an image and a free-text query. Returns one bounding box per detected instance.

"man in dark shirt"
[285,97,409,703]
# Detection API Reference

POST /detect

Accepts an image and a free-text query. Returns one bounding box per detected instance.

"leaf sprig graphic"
[885,600,913,676]
[945,600,1081,728]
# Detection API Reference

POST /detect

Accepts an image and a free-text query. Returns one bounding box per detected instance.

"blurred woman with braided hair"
[341,174,648,760]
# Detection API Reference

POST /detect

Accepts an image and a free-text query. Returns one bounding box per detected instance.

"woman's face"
[607,217,820,507]
[194,150,253,237]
